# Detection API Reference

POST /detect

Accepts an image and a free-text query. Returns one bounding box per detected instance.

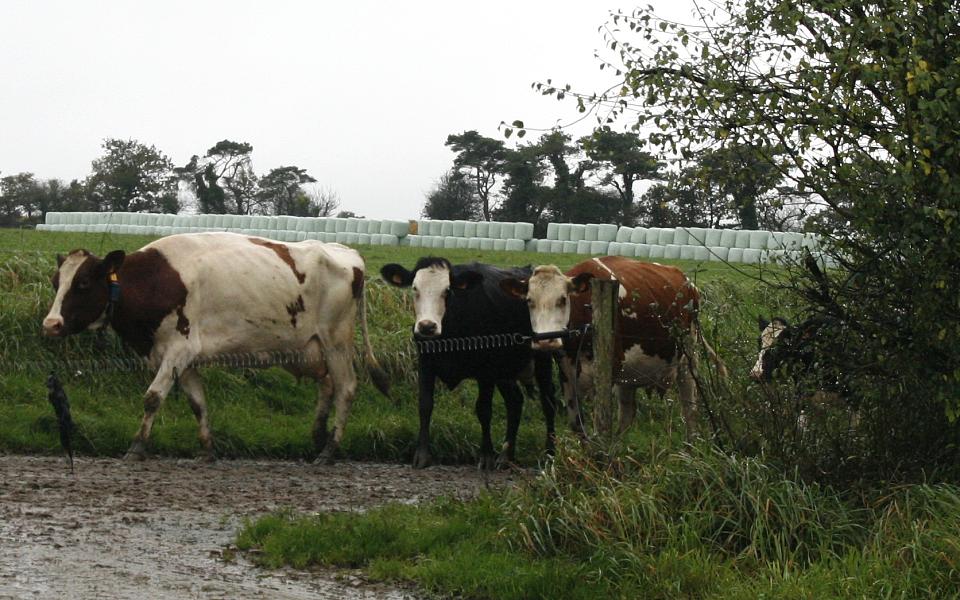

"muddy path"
[0,455,520,599]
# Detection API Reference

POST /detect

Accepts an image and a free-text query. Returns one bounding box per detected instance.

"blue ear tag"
[109,272,121,302]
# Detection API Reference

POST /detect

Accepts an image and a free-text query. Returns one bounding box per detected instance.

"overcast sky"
[0,1,691,219]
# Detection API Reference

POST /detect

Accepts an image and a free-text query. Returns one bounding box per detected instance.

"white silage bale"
[506,239,525,252]
[750,231,771,250]
[720,229,738,248]
[515,222,534,240]
[317,218,332,233]
[590,241,609,254]
[562,241,578,254]
[608,242,622,256]
[684,227,707,246]
[546,222,559,240]
[463,221,478,238]
[358,233,372,245]
[467,238,482,249]
[525,240,538,252]
[569,224,586,242]
[557,223,571,241]
[330,218,345,233]
[633,244,651,258]
[704,229,722,247]
[741,248,762,264]
[672,228,689,246]
[658,229,676,246]
[734,230,752,248]
[584,224,599,242]
[35,224,50,231]
[45,212,62,225]
[474,221,490,238]
[665,245,682,260]
[767,231,784,249]
[407,235,422,248]
[764,249,783,264]
[573,240,588,254]
[709,247,729,262]
[492,239,506,251]
[645,228,663,245]
[452,221,467,237]
[456,237,469,249]
[802,233,819,250]
[487,222,503,239]
[355,220,369,234]
[648,245,665,259]
[782,232,804,250]
[498,223,516,240]
[296,232,307,241]
[381,234,400,246]
[630,228,647,244]
[597,224,618,242]
[443,237,458,249]
[440,221,454,236]
[693,246,710,261]
[679,245,697,260]
[480,238,494,251]
[616,227,633,243]
[389,220,410,237]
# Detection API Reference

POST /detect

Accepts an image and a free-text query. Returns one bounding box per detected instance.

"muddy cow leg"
[125,351,194,461]
[412,365,437,469]
[317,342,357,465]
[476,380,496,470]
[312,375,334,454]
[178,367,215,461]
[496,380,524,467]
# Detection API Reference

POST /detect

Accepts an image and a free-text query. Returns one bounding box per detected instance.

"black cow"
[381,258,558,469]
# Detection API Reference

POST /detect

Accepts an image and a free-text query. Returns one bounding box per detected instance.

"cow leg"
[317,346,358,465]
[559,357,586,437]
[617,384,638,433]
[534,352,558,454]
[496,380,524,467]
[476,380,496,470]
[179,367,215,462]
[311,375,334,454]
[677,351,699,441]
[413,366,437,469]
[125,353,193,461]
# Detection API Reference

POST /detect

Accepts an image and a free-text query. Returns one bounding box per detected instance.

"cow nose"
[532,339,562,351]
[416,320,438,337]
[42,317,64,337]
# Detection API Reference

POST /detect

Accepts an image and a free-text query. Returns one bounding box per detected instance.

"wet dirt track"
[0,456,519,599]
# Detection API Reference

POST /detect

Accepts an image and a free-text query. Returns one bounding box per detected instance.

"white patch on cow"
[411,264,451,336]
[42,252,92,334]
[592,257,618,280]
[621,306,639,320]
[621,343,676,389]
[750,320,787,380]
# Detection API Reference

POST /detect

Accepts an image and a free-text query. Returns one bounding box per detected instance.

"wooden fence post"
[591,278,619,439]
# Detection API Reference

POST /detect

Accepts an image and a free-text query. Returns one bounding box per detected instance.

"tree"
[534,1,960,479]
[257,166,317,216]
[0,173,41,226]
[176,140,258,214]
[445,131,507,221]
[87,139,178,213]
[422,170,482,220]
[303,184,341,217]
[581,129,664,225]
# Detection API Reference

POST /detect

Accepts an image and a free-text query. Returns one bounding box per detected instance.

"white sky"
[0,1,693,219]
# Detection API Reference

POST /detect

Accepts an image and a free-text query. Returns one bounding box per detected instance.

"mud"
[0,456,519,599]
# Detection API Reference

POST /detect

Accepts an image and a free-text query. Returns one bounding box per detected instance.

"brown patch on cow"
[176,307,191,337]
[249,238,306,284]
[565,256,698,371]
[286,295,305,327]
[351,267,364,299]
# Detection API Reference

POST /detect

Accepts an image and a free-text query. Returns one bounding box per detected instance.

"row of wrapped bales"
[414,220,535,240]
[545,222,620,242]
[35,223,401,246]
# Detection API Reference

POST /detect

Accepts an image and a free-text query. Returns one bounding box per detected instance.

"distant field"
[0,228,788,464]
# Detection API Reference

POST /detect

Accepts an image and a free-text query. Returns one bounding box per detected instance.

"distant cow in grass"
[381,258,558,469]
[42,232,388,463]
[500,257,726,439]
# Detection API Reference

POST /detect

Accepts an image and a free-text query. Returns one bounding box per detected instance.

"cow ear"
[568,272,594,294]
[452,270,483,290]
[758,316,770,331]
[101,250,126,275]
[499,278,529,299]
[56,253,65,267]
[380,264,414,288]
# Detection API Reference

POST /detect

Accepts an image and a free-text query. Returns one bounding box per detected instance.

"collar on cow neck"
[98,271,121,332]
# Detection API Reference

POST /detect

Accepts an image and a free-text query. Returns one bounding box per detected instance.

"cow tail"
[358,277,391,399]
[693,319,728,379]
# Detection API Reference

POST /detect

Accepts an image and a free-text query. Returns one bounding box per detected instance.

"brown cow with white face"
[42,232,388,463]
[501,257,725,438]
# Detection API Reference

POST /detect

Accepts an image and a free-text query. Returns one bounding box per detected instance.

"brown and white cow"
[500,256,725,438]
[42,232,389,463]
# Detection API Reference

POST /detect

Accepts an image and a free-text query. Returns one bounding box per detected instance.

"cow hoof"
[478,454,497,471]
[411,448,432,469]
[123,441,147,461]
[317,451,336,466]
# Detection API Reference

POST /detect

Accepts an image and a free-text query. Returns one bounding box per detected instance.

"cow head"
[500,265,593,351]
[750,316,789,381]
[43,249,126,337]
[380,257,482,337]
